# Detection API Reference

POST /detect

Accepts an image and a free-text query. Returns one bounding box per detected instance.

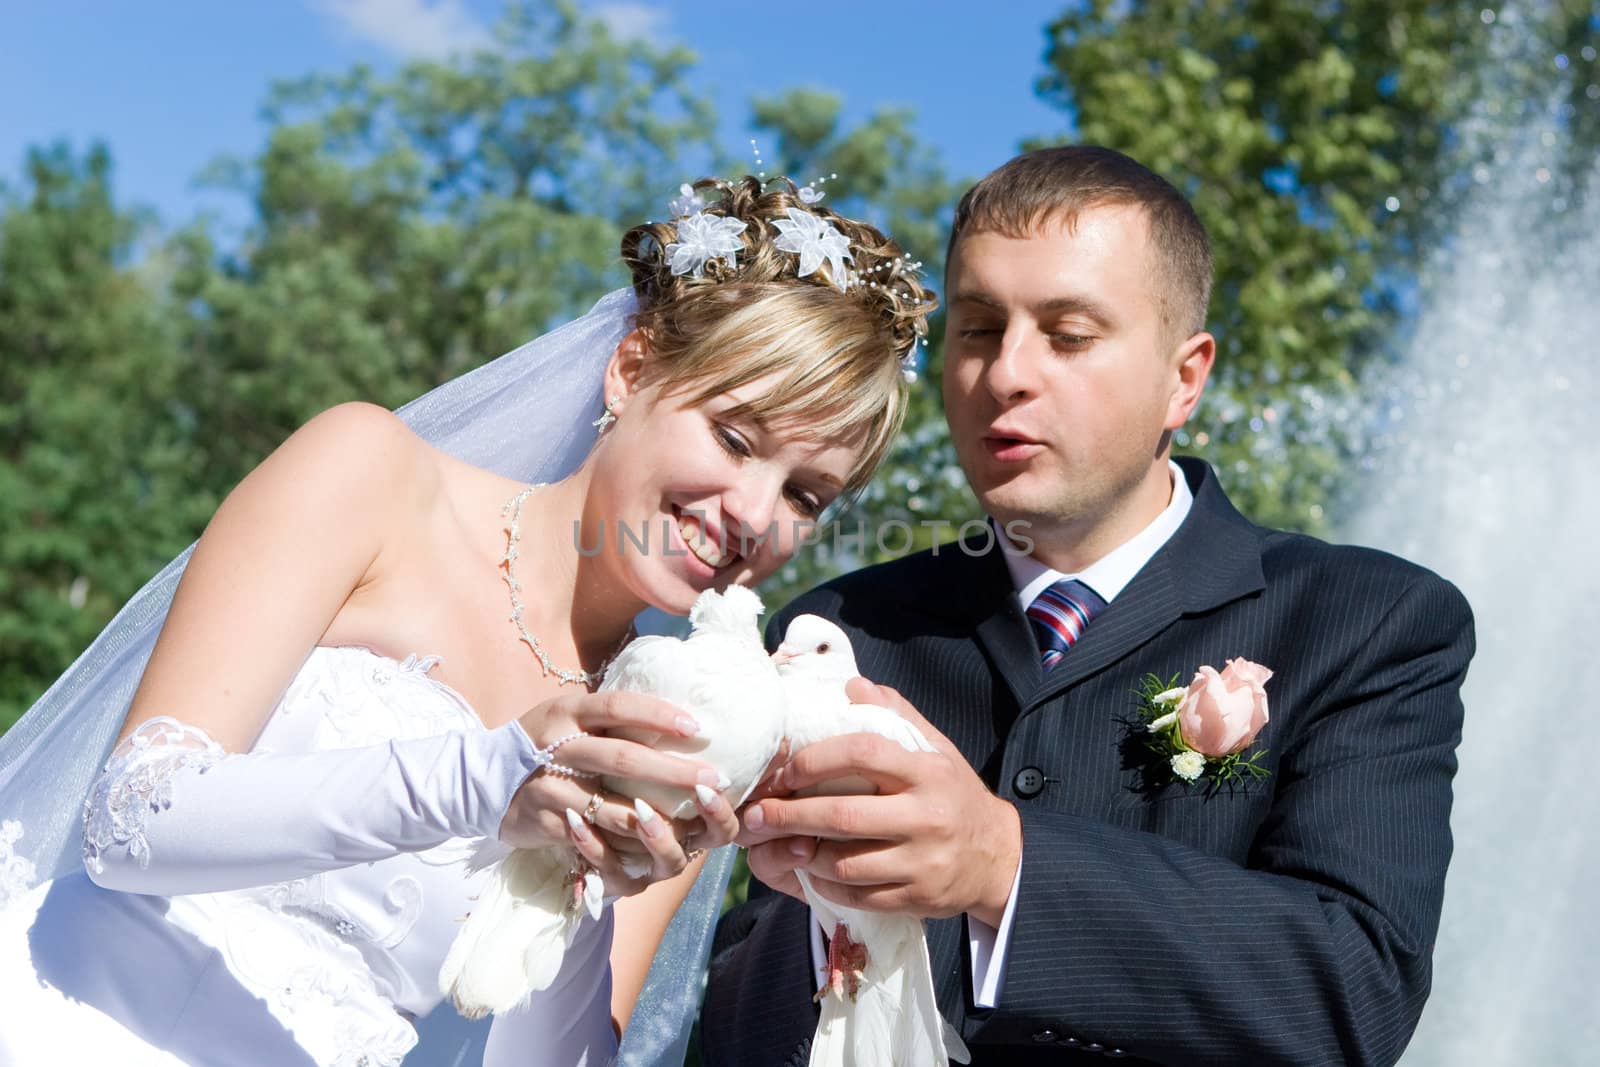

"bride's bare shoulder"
[120,403,449,747]
[273,402,442,503]
[262,402,518,544]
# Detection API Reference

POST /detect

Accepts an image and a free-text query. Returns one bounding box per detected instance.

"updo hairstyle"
[620,176,937,494]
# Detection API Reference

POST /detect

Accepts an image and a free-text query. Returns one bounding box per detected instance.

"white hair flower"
[771,207,852,285]
[668,183,706,219]
[665,212,748,277]
[1170,750,1206,782]
[797,184,825,205]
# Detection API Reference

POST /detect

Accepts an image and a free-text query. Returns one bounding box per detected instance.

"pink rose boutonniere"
[1136,658,1274,786]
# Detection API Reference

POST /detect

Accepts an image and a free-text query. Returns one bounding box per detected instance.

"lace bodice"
[0,643,695,1066]
[186,647,498,1065]
[0,645,624,1067]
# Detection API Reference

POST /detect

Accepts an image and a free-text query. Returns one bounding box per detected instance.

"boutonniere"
[1135,659,1273,786]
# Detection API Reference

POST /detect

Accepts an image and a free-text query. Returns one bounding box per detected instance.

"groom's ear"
[603,328,651,404]
[1163,330,1215,432]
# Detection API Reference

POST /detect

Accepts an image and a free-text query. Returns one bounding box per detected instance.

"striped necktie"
[1026,578,1107,671]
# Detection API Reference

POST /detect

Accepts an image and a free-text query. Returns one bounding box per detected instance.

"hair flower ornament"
[665,212,748,277]
[771,207,852,286]
[667,183,707,219]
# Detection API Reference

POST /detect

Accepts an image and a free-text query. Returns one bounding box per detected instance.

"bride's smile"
[582,356,867,615]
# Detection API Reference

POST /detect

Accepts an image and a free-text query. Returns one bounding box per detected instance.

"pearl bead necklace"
[500,484,606,688]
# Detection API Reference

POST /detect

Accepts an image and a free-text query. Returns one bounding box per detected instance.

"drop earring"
[593,395,621,435]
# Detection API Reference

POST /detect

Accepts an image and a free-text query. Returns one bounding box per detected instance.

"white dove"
[774,614,971,1067]
[440,584,787,1019]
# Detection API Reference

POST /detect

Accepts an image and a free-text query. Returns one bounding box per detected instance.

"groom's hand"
[741,678,1022,926]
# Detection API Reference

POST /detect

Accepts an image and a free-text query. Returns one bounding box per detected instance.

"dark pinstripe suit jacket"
[698,457,1473,1067]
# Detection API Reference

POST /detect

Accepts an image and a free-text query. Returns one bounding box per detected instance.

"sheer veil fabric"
[0,287,733,1066]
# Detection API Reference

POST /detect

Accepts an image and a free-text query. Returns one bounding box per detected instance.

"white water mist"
[1343,26,1600,1064]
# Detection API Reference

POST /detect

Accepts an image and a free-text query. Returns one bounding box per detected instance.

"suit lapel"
[972,593,1043,714]
[1023,459,1267,712]
[1024,549,1183,709]
[891,530,1042,716]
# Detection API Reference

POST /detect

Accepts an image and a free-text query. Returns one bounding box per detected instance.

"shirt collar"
[997,459,1194,609]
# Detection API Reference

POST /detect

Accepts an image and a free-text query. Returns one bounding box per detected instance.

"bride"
[0,174,934,1066]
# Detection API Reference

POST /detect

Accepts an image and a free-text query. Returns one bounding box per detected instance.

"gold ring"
[582,790,604,825]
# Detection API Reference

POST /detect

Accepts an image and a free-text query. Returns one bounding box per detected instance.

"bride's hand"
[590,738,785,888]
[577,776,743,894]
[601,768,745,878]
[606,738,787,875]
[499,690,718,893]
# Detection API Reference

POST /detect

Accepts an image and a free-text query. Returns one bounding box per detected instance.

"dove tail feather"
[809,937,951,1067]
[439,848,578,1019]
[800,873,962,1066]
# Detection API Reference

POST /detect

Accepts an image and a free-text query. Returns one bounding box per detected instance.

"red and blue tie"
[1026,578,1107,671]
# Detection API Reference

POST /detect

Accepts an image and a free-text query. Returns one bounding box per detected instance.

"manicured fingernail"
[565,808,589,838]
[788,838,811,859]
[716,772,731,790]
[695,783,719,807]
[744,805,765,832]
[676,714,701,736]
[698,768,722,788]
[633,797,659,825]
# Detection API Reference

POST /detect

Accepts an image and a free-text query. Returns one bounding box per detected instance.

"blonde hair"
[621,176,936,493]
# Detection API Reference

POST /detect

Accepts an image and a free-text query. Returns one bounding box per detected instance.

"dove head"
[688,583,765,638]
[773,614,860,681]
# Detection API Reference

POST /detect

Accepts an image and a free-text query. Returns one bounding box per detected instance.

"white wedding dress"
[0,645,617,1067]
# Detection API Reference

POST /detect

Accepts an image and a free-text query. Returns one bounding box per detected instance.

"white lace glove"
[82,716,544,896]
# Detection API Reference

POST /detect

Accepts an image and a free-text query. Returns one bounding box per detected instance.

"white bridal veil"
[0,287,733,1067]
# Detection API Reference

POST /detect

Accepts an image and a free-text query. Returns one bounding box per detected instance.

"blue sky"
[0,1,1070,228]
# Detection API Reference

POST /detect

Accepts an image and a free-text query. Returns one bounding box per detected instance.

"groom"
[698,146,1473,1065]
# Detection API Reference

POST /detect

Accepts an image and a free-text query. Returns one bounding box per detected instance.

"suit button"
[1031,1029,1057,1043]
[1013,766,1046,797]
[1106,1050,1127,1058]
[1085,1042,1105,1053]
[1063,1037,1082,1047]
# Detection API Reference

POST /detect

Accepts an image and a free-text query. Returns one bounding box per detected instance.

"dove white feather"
[775,614,971,1067]
[441,584,788,1019]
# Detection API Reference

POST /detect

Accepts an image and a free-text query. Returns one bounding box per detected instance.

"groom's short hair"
[948,145,1213,339]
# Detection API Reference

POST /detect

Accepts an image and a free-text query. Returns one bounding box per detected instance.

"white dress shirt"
[805,462,1195,1006]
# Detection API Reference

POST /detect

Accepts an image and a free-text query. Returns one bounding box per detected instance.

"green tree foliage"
[172,0,717,495]
[9,1,1587,733]
[0,3,960,729]
[1034,0,1596,531]
[0,146,210,729]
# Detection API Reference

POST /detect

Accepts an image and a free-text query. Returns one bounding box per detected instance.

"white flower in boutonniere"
[1134,658,1274,787]
[1170,750,1206,782]
[665,212,748,277]
[771,207,852,285]
[1152,686,1188,708]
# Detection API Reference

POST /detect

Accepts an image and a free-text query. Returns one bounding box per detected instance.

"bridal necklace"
[500,483,617,689]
